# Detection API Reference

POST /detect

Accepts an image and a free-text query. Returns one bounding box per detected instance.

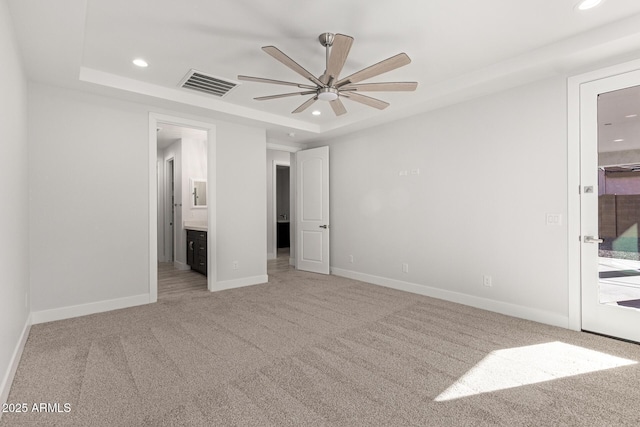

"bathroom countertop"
[183,221,208,232]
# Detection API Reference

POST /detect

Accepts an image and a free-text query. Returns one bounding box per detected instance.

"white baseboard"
[1,313,31,414]
[267,252,276,261]
[214,275,269,292]
[31,294,150,325]
[174,261,190,271]
[289,257,295,266]
[331,268,569,328]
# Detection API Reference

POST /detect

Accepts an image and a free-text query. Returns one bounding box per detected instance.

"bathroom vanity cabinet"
[186,230,207,276]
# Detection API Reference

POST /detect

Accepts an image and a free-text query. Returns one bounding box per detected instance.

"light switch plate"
[546,213,562,226]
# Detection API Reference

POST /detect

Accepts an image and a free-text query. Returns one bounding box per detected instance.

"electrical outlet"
[402,263,409,273]
[232,261,239,270]
[349,255,354,263]
[483,275,492,287]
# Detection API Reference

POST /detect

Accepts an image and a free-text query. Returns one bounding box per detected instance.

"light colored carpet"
[2,267,640,426]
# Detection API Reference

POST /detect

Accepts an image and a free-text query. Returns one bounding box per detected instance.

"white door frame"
[568,58,640,330]
[149,113,217,302]
[156,158,165,262]
[164,157,176,262]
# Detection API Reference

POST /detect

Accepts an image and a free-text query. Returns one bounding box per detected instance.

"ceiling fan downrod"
[319,32,335,86]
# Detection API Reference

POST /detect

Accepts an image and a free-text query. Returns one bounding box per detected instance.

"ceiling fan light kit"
[238,32,418,116]
[317,87,339,101]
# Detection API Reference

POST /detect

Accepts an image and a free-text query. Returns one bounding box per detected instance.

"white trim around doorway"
[567,57,640,331]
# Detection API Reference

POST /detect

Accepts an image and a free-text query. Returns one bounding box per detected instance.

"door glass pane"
[598,85,640,308]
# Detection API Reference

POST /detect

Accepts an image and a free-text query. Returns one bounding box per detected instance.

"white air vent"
[179,70,239,97]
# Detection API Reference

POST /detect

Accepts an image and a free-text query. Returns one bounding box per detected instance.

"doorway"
[157,122,209,295]
[267,149,293,262]
[276,164,291,259]
[577,67,640,343]
[149,114,216,302]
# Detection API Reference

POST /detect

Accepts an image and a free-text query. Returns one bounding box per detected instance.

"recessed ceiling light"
[132,58,148,68]
[575,0,604,11]
[625,114,638,118]
[614,139,624,142]
[312,110,321,116]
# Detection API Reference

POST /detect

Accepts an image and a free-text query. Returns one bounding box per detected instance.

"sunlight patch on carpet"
[435,341,636,402]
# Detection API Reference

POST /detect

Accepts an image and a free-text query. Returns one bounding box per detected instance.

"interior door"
[580,70,640,343]
[296,146,330,274]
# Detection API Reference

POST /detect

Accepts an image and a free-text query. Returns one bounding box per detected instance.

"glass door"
[581,71,640,343]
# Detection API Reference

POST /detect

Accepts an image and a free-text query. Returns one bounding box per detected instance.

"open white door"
[580,69,640,343]
[296,146,330,274]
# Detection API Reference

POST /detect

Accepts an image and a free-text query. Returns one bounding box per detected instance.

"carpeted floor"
[2,267,640,426]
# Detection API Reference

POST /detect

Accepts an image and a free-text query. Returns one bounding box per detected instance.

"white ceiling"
[599,85,640,153]
[156,122,207,150]
[8,0,640,143]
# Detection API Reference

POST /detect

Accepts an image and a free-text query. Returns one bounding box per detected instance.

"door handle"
[319,225,328,229]
[583,235,604,244]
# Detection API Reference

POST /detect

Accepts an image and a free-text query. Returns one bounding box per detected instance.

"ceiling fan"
[238,32,418,116]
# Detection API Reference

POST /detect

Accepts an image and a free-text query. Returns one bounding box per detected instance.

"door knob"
[583,235,604,243]
[319,225,328,229]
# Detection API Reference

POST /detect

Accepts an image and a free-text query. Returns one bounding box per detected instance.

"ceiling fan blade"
[262,46,324,87]
[330,98,347,116]
[321,34,354,84]
[254,91,316,101]
[292,96,318,114]
[340,82,418,92]
[336,53,411,87]
[341,92,389,110]
[238,75,317,89]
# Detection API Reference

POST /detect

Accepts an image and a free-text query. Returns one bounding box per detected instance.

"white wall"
[0,0,30,407]
[28,83,267,319]
[318,76,569,327]
[217,124,267,286]
[29,84,150,314]
[266,149,290,259]
[181,137,208,223]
